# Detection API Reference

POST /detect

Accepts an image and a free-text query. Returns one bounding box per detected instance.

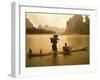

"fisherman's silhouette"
[63,43,72,55]
[29,48,32,57]
[40,49,42,54]
[50,35,59,55]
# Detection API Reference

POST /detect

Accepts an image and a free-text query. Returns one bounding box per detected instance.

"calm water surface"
[26,35,89,67]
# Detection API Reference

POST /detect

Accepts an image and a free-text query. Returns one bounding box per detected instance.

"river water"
[26,35,89,67]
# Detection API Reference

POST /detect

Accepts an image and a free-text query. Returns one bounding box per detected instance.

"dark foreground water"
[26,35,89,67]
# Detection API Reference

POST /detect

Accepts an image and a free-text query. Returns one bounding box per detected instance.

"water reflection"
[26,35,89,53]
[26,35,89,67]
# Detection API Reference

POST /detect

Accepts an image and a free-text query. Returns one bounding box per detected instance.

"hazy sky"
[26,13,73,28]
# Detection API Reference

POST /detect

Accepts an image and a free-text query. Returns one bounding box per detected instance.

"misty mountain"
[26,18,56,34]
[39,25,65,34]
[64,15,89,35]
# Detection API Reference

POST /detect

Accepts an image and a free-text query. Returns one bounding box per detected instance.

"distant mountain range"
[26,18,56,34]
[26,18,65,34]
[38,25,65,34]
[26,15,89,35]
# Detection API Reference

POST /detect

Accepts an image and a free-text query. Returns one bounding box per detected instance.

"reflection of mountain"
[64,15,89,35]
[26,18,56,34]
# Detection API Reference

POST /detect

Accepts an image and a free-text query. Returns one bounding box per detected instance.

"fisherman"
[40,49,42,54]
[50,34,59,55]
[29,48,32,57]
[63,43,71,55]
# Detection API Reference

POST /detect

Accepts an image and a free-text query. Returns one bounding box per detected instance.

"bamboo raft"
[27,47,88,57]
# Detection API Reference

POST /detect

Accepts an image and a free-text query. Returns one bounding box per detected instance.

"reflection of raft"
[28,47,88,57]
